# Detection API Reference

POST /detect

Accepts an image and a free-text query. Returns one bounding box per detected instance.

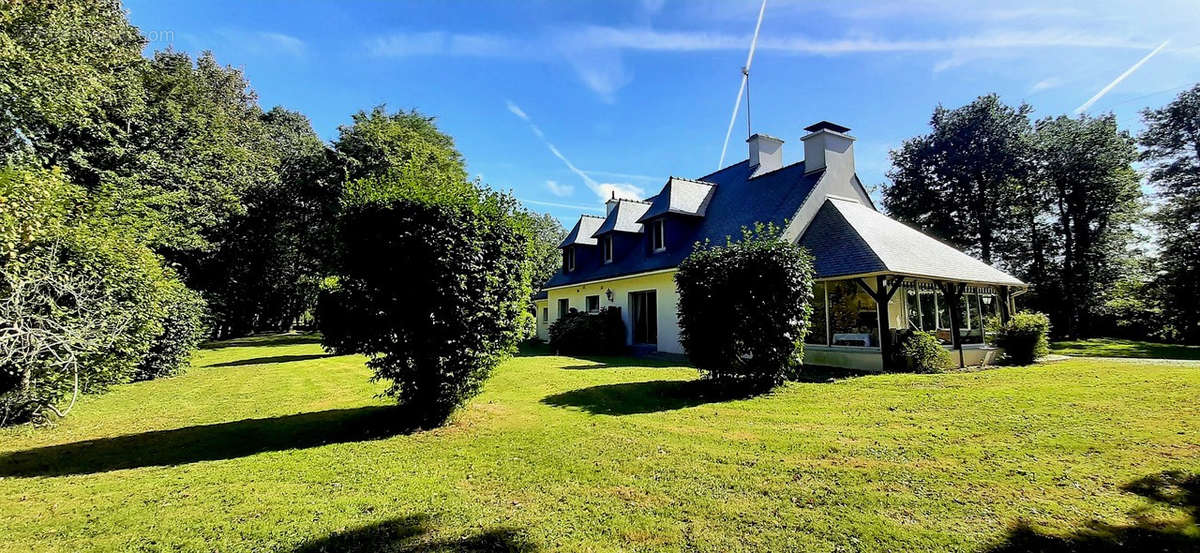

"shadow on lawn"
[207,353,332,368]
[541,379,756,415]
[984,470,1199,552]
[200,333,323,350]
[0,405,412,477]
[291,514,538,553]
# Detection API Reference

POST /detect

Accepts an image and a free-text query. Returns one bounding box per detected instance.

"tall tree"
[1141,84,1200,343]
[522,211,566,289]
[884,94,1032,264]
[1032,114,1143,337]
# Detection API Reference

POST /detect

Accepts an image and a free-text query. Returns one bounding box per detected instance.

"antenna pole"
[717,0,767,169]
[744,66,751,139]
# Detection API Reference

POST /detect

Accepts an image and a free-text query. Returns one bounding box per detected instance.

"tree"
[1141,84,1200,343]
[521,211,566,289]
[1031,114,1143,338]
[0,0,146,171]
[884,94,1032,264]
[317,193,530,426]
[195,108,336,337]
[674,224,814,391]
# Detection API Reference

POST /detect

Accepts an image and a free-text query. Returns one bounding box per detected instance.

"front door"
[629,290,657,345]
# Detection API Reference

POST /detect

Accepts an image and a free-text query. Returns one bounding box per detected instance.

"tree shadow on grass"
[201,333,323,350]
[206,353,332,368]
[541,379,756,415]
[983,470,1199,552]
[292,514,538,553]
[0,405,413,478]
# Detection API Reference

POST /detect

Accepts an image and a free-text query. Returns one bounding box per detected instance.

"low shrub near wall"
[988,311,1051,365]
[893,329,953,373]
[549,307,626,355]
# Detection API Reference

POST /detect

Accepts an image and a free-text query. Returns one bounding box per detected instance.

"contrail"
[1075,40,1169,114]
[718,0,767,169]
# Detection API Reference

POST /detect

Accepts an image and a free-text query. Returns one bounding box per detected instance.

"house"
[532,122,1026,370]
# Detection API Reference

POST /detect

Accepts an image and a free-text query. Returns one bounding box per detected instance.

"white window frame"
[565,246,576,272]
[603,236,613,264]
[585,295,600,313]
[651,220,665,252]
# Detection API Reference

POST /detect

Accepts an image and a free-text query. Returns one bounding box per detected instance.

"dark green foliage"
[548,308,626,355]
[884,94,1032,264]
[135,281,207,381]
[886,95,1147,340]
[988,311,1051,365]
[1141,85,1200,344]
[674,223,814,391]
[893,330,952,373]
[318,195,530,426]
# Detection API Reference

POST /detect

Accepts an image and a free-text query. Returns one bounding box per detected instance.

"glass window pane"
[905,288,921,330]
[806,283,828,345]
[962,292,983,344]
[828,280,879,347]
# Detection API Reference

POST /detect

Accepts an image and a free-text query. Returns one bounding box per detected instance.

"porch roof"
[799,197,1025,287]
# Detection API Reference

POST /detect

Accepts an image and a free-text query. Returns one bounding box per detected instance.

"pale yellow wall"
[533,299,549,341]
[545,270,682,354]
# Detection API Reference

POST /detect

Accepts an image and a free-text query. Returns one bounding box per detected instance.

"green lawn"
[1050,337,1200,360]
[2,335,1197,552]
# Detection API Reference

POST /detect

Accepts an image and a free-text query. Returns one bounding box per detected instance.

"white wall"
[545,270,683,354]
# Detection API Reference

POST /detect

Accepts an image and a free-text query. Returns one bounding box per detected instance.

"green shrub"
[987,311,1051,365]
[674,223,814,391]
[317,192,530,426]
[894,330,953,373]
[548,308,626,355]
[136,280,208,381]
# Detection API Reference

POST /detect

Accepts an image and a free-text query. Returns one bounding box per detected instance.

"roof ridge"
[616,198,652,205]
[669,176,717,186]
[580,214,606,219]
[695,159,748,181]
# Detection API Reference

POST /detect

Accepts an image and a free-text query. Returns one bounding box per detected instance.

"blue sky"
[124,0,1200,223]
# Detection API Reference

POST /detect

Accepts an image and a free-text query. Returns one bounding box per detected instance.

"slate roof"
[593,199,652,236]
[637,177,717,222]
[559,215,604,247]
[545,160,823,288]
[799,198,1024,286]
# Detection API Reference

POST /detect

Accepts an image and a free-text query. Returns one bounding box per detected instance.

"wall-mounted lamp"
[605,288,614,302]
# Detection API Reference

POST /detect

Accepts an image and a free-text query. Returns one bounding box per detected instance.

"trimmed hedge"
[674,223,814,391]
[548,308,625,355]
[988,311,1051,365]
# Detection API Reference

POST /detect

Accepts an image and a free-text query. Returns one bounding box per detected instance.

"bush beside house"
[675,224,814,391]
[988,311,1052,365]
[549,308,625,355]
[893,330,953,373]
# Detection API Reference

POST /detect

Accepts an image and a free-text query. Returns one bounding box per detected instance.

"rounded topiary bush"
[894,329,952,373]
[548,307,625,355]
[987,311,1051,365]
[674,223,814,391]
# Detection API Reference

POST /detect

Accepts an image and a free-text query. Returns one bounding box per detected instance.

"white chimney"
[801,121,855,176]
[747,133,784,177]
[605,191,619,215]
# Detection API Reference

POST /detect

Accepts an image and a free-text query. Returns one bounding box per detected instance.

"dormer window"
[564,246,576,272]
[603,236,613,263]
[650,220,665,252]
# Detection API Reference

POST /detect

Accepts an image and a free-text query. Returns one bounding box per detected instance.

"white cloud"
[506,100,645,201]
[1076,40,1171,113]
[1030,77,1064,92]
[214,30,307,58]
[545,179,575,197]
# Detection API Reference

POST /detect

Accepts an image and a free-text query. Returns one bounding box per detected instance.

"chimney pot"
[746,133,784,177]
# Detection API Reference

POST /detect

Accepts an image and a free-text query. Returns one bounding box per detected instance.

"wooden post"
[938,281,966,368]
[998,286,1012,324]
[856,276,904,369]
